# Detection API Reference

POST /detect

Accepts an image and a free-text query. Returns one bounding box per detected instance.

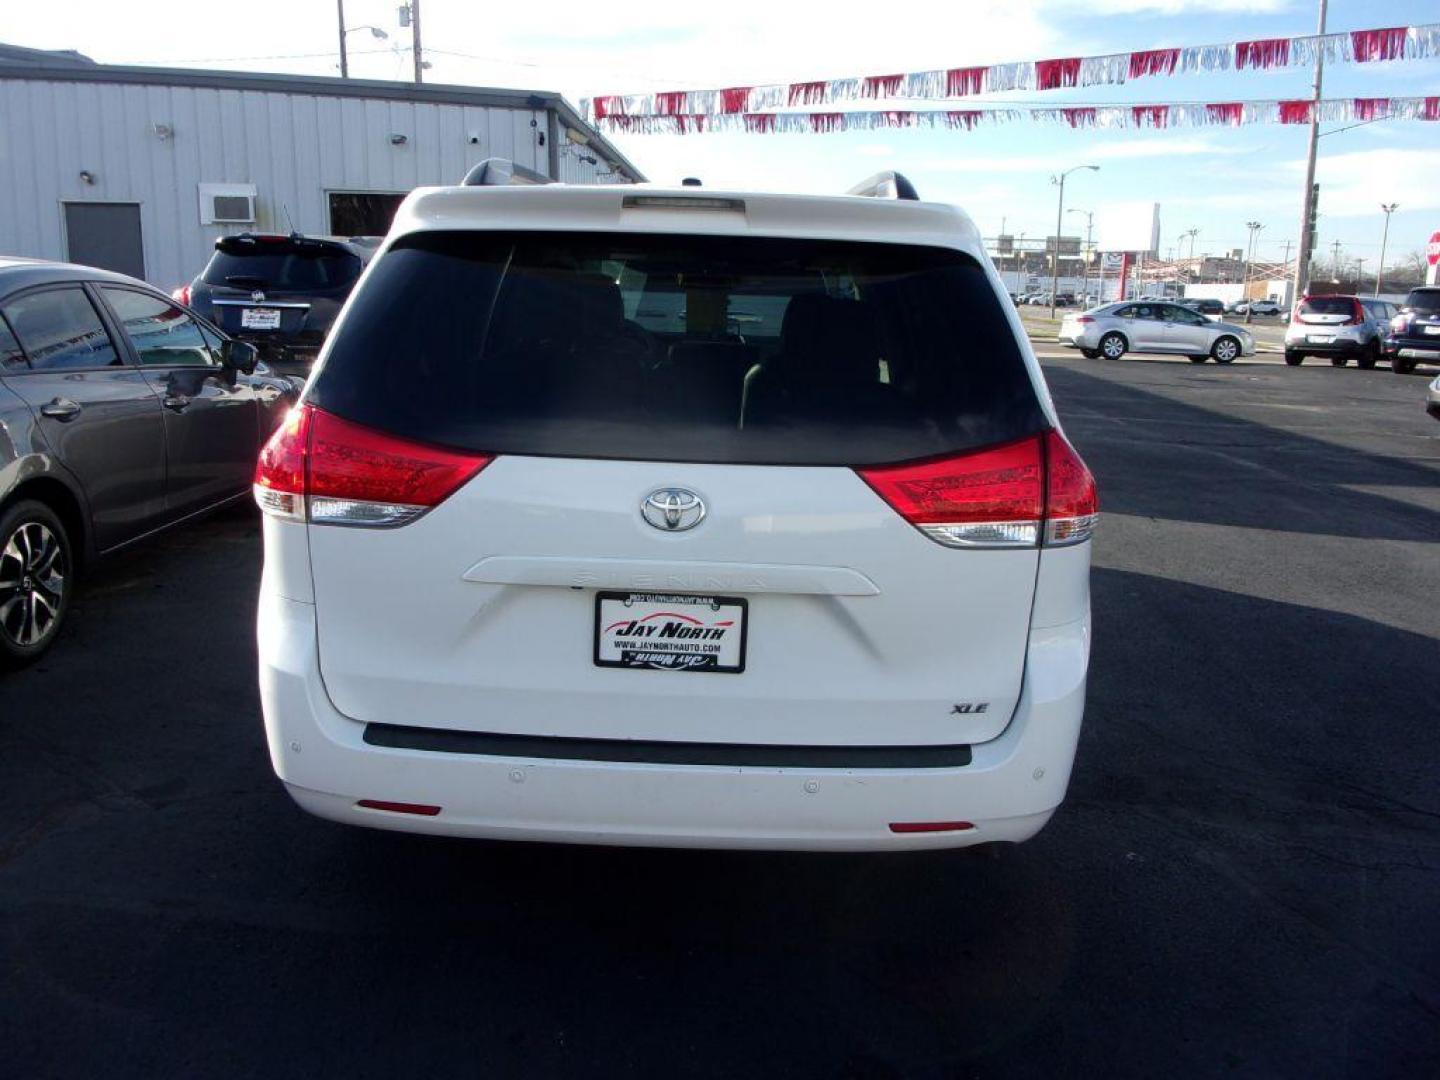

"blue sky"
[9,0,1439,269]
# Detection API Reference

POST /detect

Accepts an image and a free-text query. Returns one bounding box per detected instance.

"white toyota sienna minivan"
[255,169,1096,851]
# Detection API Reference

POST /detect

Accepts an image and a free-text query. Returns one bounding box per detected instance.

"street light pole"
[1050,165,1099,318]
[1292,0,1329,304]
[412,0,424,84]
[1243,221,1264,324]
[1376,202,1399,297]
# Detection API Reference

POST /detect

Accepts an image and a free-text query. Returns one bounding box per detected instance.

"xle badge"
[951,703,990,715]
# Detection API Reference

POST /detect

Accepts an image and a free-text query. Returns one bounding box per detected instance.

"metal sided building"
[0,42,644,289]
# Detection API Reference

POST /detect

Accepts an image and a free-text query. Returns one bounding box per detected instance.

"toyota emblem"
[641,488,706,532]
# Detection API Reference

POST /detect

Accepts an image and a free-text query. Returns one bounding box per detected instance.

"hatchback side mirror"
[222,339,259,374]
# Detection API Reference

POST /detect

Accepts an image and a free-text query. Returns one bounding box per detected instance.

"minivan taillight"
[856,432,1097,549]
[254,404,492,527]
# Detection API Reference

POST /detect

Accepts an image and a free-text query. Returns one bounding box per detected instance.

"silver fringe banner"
[582,23,1440,120]
[592,97,1440,135]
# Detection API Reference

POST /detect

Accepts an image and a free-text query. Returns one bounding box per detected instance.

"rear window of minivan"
[307,231,1046,466]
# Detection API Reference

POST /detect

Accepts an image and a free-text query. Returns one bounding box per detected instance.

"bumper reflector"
[356,799,442,816]
[888,820,975,834]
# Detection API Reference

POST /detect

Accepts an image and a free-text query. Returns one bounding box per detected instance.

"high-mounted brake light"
[254,404,492,527]
[856,431,1096,549]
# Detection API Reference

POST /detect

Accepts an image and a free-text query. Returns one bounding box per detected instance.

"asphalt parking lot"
[2,356,1437,1078]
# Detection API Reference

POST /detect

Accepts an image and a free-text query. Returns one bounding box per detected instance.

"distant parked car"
[1285,295,1395,368]
[0,258,297,665]
[176,233,377,378]
[1247,300,1282,317]
[1383,286,1440,374]
[1224,299,1247,314]
[1059,301,1255,363]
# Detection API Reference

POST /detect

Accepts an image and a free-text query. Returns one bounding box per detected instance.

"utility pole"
[411,0,424,84]
[337,0,348,78]
[1292,0,1328,303]
[1355,256,1366,293]
[1331,238,1343,281]
[1069,208,1094,303]
[1243,221,1264,323]
[1376,202,1398,296]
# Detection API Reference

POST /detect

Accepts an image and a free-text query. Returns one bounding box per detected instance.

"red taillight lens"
[253,404,312,521]
[857,436,1043,548]
[171,284,191,306]
[856,432,1097,549]
[1075,315,1095,323]
[1344,299,1364,326]
[253,404,491,527]
[1043,430,1098,545]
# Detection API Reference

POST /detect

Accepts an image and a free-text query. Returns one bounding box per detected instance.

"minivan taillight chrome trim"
[856,431,1097,549]
[253,404,492,527]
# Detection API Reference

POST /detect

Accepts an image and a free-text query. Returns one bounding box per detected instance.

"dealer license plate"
[1308,334,1335,344]
[595,592,747,673]
[1424,325,1440,335]
[241,307,282,330]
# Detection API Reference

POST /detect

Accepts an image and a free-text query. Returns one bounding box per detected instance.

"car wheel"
[1211,336,1240,364]
[1357,340,1379,370]
[1391,355,1417,374]
[1080,348,1101,359]
[1330,354,1348,367]
[1099,332,1127,360]
[1188,354,1208,363]
[1284,350,1303,366]
[0,499,73,668]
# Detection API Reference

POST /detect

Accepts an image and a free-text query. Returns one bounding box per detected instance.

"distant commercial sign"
[1094,201,1161,255]
[1045,235,1082,256]
[1428,230,1440,266]
[997,234,1014,254]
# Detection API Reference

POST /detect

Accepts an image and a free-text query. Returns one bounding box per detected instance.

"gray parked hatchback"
[0,258,296,666]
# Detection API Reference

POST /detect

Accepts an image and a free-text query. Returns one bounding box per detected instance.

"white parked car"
[254,167,1097,851]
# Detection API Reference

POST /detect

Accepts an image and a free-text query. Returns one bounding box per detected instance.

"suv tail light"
[1343,298,1364,326]
[171,284,191,306]
[856,431,1097,549]
[254,404,492,527]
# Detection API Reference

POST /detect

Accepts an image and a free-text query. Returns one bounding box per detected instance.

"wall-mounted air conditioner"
[198,183,258,225]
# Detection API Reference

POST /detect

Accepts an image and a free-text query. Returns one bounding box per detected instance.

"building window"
[328,192,406,237]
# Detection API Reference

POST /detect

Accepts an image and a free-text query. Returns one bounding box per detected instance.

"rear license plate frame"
[594,591,748,674]
[241,307,282,331]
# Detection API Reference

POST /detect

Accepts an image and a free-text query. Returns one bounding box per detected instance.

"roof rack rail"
[460,158,554,187]
[847,171,920,201]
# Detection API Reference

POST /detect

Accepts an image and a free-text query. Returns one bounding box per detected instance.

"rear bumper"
[258,592,1089,851]
[1285,333,1366,354]
[1384,338,1440,361]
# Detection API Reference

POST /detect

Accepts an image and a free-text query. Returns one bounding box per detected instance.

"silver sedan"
[1059,301,1257,364]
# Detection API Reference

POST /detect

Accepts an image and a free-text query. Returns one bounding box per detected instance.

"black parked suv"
[0,258,297,666]
[177,234,377,378]
[1383,286,1440,374]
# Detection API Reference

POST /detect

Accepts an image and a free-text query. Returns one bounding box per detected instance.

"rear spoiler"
[214,233,351,255]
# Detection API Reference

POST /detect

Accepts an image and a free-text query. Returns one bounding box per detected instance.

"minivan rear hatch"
[302,230,1053,748]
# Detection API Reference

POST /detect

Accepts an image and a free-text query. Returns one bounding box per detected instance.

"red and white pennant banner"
[593,96,1440,135]
[584,24,1440,119]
